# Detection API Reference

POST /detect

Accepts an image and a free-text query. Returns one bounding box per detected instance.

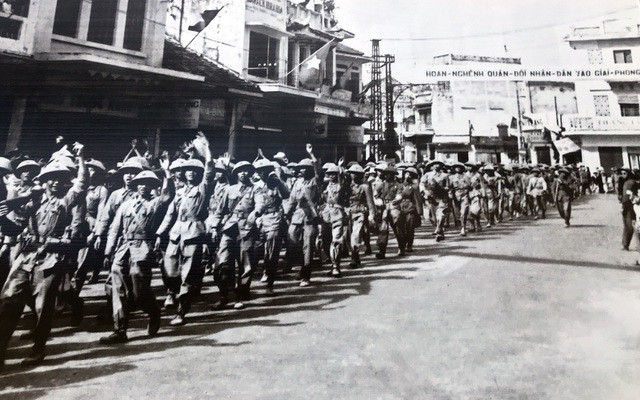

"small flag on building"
[332,61,354,93]
[298,39,336,90]
[188,8,223,32]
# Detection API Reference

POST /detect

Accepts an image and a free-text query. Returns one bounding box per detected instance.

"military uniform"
[373,177,405,256]
[421,170,449,240]
[75,184,108,290]
[448,172,470,235]
[157,167,212,319]
[213,180,263,302]
[254,174,289,288]
[321,176,350,275]
[286,173,320,284]
[104,184,172,339]
[0,162,86,366]
[555,173,575,226]
[527,174,548,219]
[399,179,423,249]
[348,177,375,267]
[483,172,500,226]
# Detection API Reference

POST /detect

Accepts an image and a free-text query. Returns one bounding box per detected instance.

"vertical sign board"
[245,0,287,29]
[174,99,201,129]
[199,98,227,127]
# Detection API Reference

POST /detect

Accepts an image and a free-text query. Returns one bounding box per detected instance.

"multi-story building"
[0,0,215,162]
[565,17,640,171]
[424,54,521,164]
[173,0,372,162]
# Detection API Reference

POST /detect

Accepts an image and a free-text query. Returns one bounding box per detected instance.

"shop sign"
[199,99,226,127]
[174,99,200,128]
[300,114,328,138]
[246,0,286,29]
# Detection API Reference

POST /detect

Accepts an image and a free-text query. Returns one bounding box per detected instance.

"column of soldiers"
[0,133,593,371]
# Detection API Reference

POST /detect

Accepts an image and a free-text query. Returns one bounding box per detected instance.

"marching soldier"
[286,147,321,287]
[321,164,350,277]
[483,165,500,227]
[213,161,262,308]
[156,133,213,326]
[75,159,109,289]
[347,164,375,268]
[374,165,405,258]
[554,167,575,227]
[422,160,449,242]
[527,167,548,219]
[100,162,173,344]
[253,159,289,294]
[0,143,86,368]
[448,162,470,236]
[204,159,230,277]
[400,167,423,250]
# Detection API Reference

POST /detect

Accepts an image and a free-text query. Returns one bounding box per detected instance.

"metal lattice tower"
[370,39,383,159]
[384,54,396,126]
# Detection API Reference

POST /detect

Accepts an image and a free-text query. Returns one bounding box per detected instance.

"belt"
[264,207,280,214]
[124,234,149,240]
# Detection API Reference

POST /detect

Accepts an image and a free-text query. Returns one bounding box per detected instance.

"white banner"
[424,65,640,82]
[553,137,580,155]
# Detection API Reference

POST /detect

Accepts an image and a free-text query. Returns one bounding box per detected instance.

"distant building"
[565,17,640,171]
[168,0,372,162]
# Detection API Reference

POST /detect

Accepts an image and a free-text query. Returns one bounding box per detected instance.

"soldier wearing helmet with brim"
[252,157,290,295]
[156,133,213,325]
[372,164,406,258]
[99,157,173,345]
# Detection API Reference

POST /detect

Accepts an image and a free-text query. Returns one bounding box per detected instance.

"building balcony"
[258,82,372,120]
[562,115,640,134]
[0,0,32,56]
[566,18,640,42]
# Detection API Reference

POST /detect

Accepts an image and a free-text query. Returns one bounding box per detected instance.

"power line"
[379,5,636,41]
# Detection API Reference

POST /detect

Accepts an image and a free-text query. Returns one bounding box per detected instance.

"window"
[123,0,146,51]
[593,95,611,116]
[87,0,119,45]
[418,106,432,128]
[53,0,82,38]
[248,31,279,80]
[620,103,640,117]
[613,50,632,64]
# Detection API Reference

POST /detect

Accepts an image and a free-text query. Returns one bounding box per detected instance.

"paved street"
[1,194,640,399]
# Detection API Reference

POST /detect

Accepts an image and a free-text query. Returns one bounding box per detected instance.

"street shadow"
[0,361,136,400]
[437,249,640,273]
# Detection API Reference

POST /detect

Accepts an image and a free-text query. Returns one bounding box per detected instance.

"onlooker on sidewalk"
[620,168,637,251]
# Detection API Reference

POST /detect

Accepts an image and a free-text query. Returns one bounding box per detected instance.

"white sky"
[335,0,639,82]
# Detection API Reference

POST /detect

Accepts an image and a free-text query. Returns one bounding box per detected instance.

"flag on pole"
[553,137,580,156]
[298,40,336,90]
[188,8,222,32]
[331,61,354,93]
[357,78,382,98]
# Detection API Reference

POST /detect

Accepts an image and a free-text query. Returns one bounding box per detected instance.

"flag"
[298,40,336,90]
[468,121,474,136]
[188,8,222,32]
[357,78,382,98]
[331,61,354,93]
[553,137,580,156]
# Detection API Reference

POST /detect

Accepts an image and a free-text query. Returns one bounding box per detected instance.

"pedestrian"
[620,168,637,251]
[100,163,173,344]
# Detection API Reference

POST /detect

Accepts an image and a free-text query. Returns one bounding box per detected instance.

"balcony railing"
[287,3,335,32]
[568,19,640,40]
[562,115,640,132]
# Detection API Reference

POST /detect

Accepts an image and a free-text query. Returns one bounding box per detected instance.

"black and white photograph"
[0,0,639,398]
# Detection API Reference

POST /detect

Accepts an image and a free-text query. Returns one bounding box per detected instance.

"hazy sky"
[335,0,639,82]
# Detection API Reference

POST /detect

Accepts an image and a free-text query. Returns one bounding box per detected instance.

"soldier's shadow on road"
[2,258,423,394]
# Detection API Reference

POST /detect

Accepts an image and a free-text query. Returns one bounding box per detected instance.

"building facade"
[565,17,640,171]
[170,0,372,162]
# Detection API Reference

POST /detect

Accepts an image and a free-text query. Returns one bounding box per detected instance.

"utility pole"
[382,54,396,159]
[515,81,525,163]
[370,40,383,159]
